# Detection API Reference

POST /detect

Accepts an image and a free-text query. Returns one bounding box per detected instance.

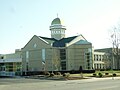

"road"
[0,77,120,90]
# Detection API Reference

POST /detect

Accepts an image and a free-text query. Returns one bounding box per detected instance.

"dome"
[51,18,61,25]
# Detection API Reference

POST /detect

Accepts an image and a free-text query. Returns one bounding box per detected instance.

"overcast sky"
[0,0,120,54]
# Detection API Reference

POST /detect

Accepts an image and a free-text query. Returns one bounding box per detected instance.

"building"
[95,48,120,70]
[0,17,114,76]
[93,51,110,70]
[22,17,93,74]
[0,49,22,76]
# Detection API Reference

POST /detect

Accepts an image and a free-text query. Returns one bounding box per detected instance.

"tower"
[49,17,66,40]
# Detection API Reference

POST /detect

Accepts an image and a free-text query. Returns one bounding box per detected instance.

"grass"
[31,70,120,80]
[70,70,120,78]
[59,70,120,80]
[70,73,93,77]
[95,70,120,76]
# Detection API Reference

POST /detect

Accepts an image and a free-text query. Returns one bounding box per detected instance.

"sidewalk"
[66,76,120,83]
[89,76,120,81]
[24,75,120,82]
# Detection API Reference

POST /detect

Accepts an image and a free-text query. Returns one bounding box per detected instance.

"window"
[94,64,96,69]
[42,49,45,62]
[60,49,66,60]
[99,55,102,61]
[85,52,91,69]
[96,55,98,61]
[26,51,29,62]
[1,66,6,71]
[88,48,92,52]
[94,55,95,60]
[33,43,37,48]
[100,64,101,69]
[51,31,53,34]
[61,61,66,70]
[97,64,99,69]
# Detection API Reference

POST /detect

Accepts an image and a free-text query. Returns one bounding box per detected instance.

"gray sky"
[0,0,120,54]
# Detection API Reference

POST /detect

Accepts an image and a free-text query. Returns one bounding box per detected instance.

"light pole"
[112,42,114,80]
[51,47,53,73]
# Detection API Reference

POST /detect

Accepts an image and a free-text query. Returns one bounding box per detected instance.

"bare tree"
[52,48,60,72]
[110,26,120,69]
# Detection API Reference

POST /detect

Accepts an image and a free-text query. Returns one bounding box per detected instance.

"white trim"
[94,61,104,64]
[0,58,22,63]
[38,37,49,44]
[66,35,85,47]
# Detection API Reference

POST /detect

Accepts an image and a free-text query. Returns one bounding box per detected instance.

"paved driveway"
[0,77,120,90]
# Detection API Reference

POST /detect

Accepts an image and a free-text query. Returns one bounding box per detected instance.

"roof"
[94,48,112,53]
[75,40,91,45]
[51,18,61,25]
[38,36,77,47]
[39,35,91,47]
[53,36,77,47]
[39,36,57,44]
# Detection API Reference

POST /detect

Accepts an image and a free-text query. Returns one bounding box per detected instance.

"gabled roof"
[39,36,57,44]
[38,36,78,47]
[23,35,91,49]
[22,35,57,49]
[75,40,91,45]
[53,36,77,47]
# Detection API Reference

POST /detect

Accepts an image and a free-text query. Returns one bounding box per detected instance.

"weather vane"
[57,13,58,18]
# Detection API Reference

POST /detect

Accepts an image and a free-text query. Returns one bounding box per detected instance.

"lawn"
[95,70,120,76]
[29,70,120,80]
[70,70,120,78]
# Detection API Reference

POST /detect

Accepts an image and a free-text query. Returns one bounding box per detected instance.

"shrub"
[113,73,117,77]
[44,72,50,76]
[98,73,103,77]
[43,71,47,75]
[71,70,75,74]
[105,73,109,75]
[93,73,96,77]
[50,73,55,77]
[56,72,61,75]
[63,73,70,78]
